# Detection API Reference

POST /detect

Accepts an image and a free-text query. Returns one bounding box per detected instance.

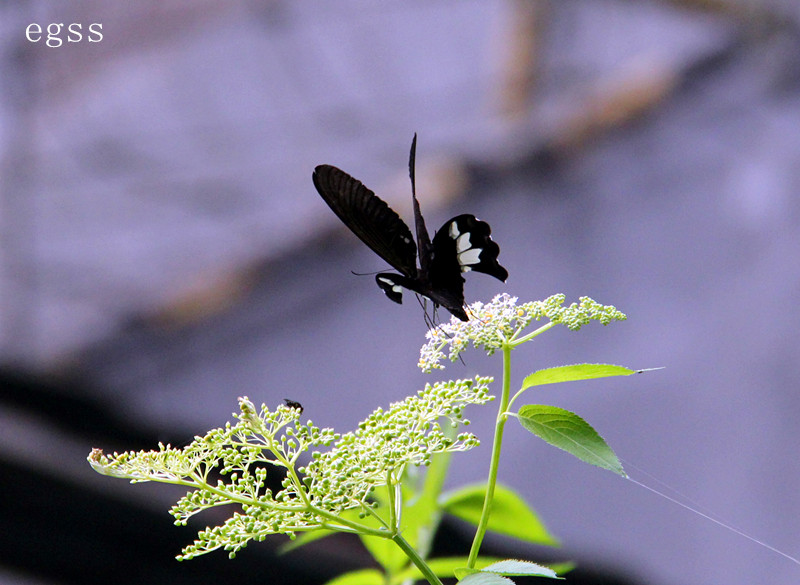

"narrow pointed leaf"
[278,528,335,553]
[442,483,558,545]
[521,364,637,392]
[359,533,406,574]
[518,405,626,477]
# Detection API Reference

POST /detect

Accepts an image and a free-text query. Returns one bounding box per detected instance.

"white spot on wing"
[456,233,471,253]
[449,222,460,238]
[459,248,482,266]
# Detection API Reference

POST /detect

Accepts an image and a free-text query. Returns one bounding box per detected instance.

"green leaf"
[520,364,638,392]
[517,405,626,477]
[322,568,384,585]
[442,484,559,545]
[398,557,567,583]
[457,574,515,585]
[547,562,575,575]
[455,559,560,580]
[395,556,505,583]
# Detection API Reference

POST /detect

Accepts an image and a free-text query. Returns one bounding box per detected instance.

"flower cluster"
[88,378,492,560]
[302,376,493,513]
[419,294,627,371]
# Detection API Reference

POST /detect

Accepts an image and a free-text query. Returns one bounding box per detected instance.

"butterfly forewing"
[313,165,418,278]
[408,133,434,272]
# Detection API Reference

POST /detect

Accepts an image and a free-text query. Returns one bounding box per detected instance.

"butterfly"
[312,134,508,322]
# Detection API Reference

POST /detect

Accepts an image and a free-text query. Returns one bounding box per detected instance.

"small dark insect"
[313,134,508,321]
[283,399,303,414]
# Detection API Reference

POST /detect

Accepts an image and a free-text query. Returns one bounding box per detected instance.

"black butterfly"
[313,134,508,322]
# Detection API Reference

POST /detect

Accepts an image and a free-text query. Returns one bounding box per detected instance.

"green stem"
[510,321,555,347]
[185,473,389,538]
[466,342,512,567]
[391,532,444,585]
[387,470,399,532]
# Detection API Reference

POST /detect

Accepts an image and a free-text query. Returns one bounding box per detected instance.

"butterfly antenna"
[350,269,381,276]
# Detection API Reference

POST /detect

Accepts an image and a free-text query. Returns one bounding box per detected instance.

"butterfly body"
[313,135,507,321]
[283,399,304,414]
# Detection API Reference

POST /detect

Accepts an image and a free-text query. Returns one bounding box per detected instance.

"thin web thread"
[538,423,800,566]
[624,474,800,566]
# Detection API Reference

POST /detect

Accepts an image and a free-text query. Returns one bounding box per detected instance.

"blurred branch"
[652,0,789,30]
[497,0,547,120]
[548,57,679,154]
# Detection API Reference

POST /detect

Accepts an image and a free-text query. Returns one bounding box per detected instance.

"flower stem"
[510,321,555,347]
[466,342,512,567]
[391,532,444,585]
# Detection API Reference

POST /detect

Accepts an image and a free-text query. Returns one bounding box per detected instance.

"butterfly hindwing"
[313,164,418,278]
[432,214,509,281]
[375,273,409,304]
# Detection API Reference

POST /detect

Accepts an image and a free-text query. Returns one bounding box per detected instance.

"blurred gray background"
[1,1,799,584]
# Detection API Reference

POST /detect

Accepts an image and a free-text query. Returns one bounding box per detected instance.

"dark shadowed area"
[1,1,799,584]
